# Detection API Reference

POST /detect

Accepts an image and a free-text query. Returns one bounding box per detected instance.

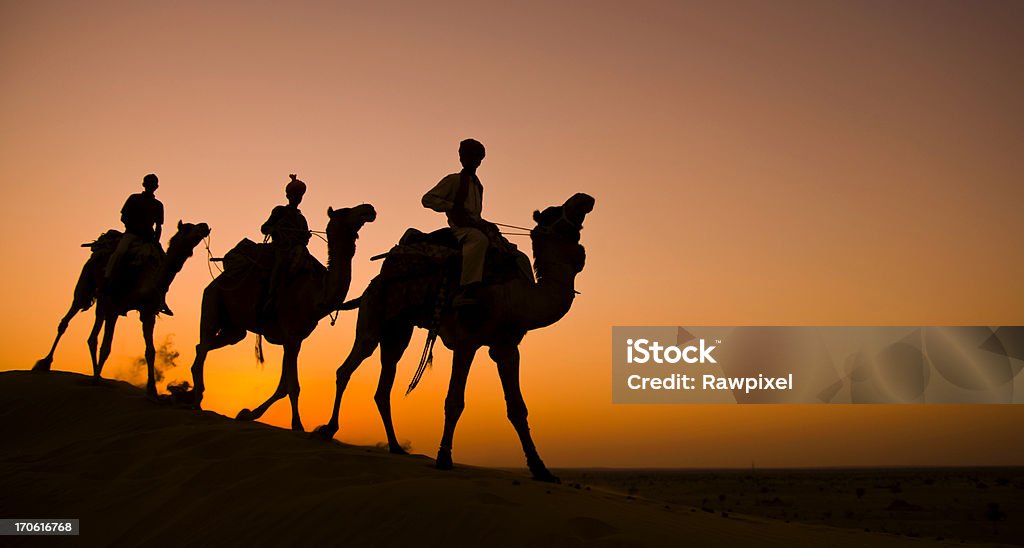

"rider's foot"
[453,282,482,308]
[160,301,174,316]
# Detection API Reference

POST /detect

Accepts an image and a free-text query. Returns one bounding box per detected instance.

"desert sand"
[0,370,1001,547]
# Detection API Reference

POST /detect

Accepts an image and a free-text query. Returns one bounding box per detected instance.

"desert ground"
[556,468,1022,546]
[1,370,1018,547]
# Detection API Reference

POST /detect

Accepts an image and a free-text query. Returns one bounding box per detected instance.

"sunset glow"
[3,1,1023,467]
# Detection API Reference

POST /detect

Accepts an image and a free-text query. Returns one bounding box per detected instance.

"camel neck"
[158,242,191,293]
[519,241,581,330]
[322,233,356,312]
[521,274,576,330]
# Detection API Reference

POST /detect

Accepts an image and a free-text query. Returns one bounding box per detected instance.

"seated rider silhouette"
[422,138,498,307]
[261,174,310,314]
[104,173,173,316]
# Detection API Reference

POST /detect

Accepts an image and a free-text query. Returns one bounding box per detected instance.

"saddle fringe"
[255,335,265,365]
[405,271,450,395]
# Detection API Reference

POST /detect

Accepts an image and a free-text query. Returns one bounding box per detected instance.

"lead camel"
[315,193,595,483]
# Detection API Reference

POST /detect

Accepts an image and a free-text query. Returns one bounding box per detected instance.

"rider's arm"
[297,212,311,246]
[261,206,285,236]
[422,174,459,212]
[154,201,164,242]
[120,195,134,226]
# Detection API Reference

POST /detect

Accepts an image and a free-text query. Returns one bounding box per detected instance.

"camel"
[314,193,595,483]
[189,204,376,432]
[34,221,212,397]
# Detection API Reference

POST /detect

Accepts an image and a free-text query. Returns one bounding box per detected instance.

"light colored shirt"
[422,171,483,228]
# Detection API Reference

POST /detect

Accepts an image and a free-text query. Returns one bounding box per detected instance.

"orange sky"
[2,1,1022,467]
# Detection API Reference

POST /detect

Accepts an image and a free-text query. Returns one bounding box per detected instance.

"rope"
[494,221,531,232]
[499,231,529,237]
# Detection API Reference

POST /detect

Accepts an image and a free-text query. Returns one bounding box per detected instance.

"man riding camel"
[104,173,173,316]
[422,138,501,307]
[261,174,311,314]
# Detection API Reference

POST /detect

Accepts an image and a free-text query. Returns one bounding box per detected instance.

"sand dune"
[0,370,974,547]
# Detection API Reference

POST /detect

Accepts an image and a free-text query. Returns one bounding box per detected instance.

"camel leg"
[313,332,379,440]
[238,342,300,425]
[96,312,118,379]
[190,328,246,409]
[190,284,246,409]
[436,345,478,470]
[491,345,558,483]
[237,368,287,422]
[141,313,157,398]
[377,323,414,454]
[284,342,303,431]
[34,303,80,371]
[191,344,208,409]
[87,308,105,380]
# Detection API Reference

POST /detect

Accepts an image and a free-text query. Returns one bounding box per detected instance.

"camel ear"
[533,210,541,222]
[178,220,183,229]
[327,206,334,217]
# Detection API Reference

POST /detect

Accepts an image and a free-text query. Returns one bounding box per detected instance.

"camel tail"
[72,259,98,312]
[254,335,265,365]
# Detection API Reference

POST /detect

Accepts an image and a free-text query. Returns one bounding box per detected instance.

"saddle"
[220,239,325,280]
[84,230,165,314]
[86,230,122,257]
[377,227,533,287]
[88,230,163,267]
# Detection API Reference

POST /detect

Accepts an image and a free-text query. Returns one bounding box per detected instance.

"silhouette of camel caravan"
[188,204,377,432]
[35,222,212,397]
[314,193,595,483]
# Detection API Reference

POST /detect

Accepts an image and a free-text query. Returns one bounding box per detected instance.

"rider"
[422,138,496,306]
[104,173,172,316]
[261,174,310,313]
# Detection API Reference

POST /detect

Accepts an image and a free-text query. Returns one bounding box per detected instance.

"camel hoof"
[436,449,453,470]
[389,445,408,455]
[32,358,52,372]
[310,425,337,441]
[531,469,561,484]
[291,421,304,432]
[236,408,256,421]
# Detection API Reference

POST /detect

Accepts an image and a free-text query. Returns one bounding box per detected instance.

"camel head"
[167,220,211,258]
[530,193,595,277]
[532,193,595,242]
[326,204,377,242]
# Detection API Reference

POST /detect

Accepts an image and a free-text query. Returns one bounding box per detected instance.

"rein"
[204,233,223,280]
